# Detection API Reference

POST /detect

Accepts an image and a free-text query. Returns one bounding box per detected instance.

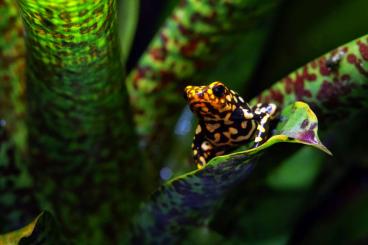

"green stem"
[17,0,142,242]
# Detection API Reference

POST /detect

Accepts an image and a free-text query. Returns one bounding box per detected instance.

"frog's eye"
[213,85,225,98]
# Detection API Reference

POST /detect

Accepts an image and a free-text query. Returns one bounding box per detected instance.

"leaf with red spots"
[131,101,330,244]
[254,35,368,124]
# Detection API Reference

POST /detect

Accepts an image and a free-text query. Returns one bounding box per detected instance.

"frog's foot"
[252,103,278,148]
[193,140,215,169]
[252,103,278,119]
[253,113,271,148]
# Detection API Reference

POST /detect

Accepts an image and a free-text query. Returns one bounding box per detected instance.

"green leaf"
[0,211,67,245]
[118,0,140,64]
[131,101,331,244]
[271,101,331,155]
[0,214,40,245]
[252,0,368,90]
[252,34,368,125]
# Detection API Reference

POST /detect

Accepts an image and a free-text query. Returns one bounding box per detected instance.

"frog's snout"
[183,85,192,101]
[184,85,199,102]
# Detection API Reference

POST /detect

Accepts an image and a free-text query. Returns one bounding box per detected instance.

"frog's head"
[184,81,238,120]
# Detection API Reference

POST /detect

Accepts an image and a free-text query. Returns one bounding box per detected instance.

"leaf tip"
[313,142,333,156]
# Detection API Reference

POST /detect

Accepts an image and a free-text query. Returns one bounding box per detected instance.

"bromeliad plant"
[1,0,368,244]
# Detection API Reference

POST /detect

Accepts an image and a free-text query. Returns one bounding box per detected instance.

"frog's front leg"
[192,124,216,169]
[252,103,278,148]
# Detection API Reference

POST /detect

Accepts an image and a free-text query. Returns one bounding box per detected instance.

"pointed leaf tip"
[0,213,41,244]
[272,101,332,155]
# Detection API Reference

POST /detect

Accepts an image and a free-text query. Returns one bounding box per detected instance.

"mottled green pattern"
[132,102,330,244]
[0,0,27,149]
[0,131,39,234]
[17,0,143,242]
[0,128,39,234]
[0,0,38,233]
[253,34,368,125]
[126,0,280,165]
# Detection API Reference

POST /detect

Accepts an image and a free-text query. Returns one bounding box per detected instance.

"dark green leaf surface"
[132,101,330,244]
[290,168,368,245]
[251,0,368,92]
[0,0,38,233]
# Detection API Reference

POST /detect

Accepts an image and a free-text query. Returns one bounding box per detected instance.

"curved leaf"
[253,34,368,125]
[118,0,140,63]
[0,214,40,245]
[0,211,67,245]
[250,0,368,92]
[132,101,331,244]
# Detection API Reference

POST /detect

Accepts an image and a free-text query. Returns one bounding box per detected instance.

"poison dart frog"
[184,81,278,169]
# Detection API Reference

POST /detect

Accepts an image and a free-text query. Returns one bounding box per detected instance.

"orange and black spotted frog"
[184,81,278,169]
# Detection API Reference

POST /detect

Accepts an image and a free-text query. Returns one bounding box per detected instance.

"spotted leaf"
[131,101,331,244]
[248,101,332,156]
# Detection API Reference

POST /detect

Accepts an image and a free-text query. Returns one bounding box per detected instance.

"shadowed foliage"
[1,0,368,244]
